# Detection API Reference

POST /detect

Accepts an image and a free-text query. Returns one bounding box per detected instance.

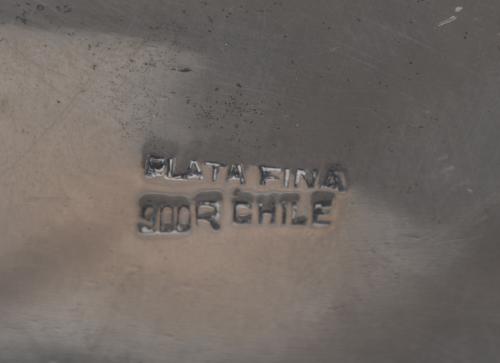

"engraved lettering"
[227,164,246,184]
[176,205,191,232]
[283,168,291,188]
[144,155,166,178]
[312,191,334,226]
[234,202,252,223]
[184,160,203,180]
[259,166,282,185]
[321,166,347,192]
[165,158,183,180]
[159,205,175,233]
[195,192,222,230]
[294,168,318,188]
[139,155,348,233]
[257,195,276,224]
[291,201,308,225]
[232,190,253,224]
[138,195,191,234]
[205,161,224,182]
[139,204,157,233]
[278,194,300,224]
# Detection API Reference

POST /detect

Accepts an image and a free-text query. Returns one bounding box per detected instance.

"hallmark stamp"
[139,156,347,235]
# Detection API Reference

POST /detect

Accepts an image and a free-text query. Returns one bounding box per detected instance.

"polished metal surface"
[1,1,500,362]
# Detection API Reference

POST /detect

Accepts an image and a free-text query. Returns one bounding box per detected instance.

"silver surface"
[1,1,500,362]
